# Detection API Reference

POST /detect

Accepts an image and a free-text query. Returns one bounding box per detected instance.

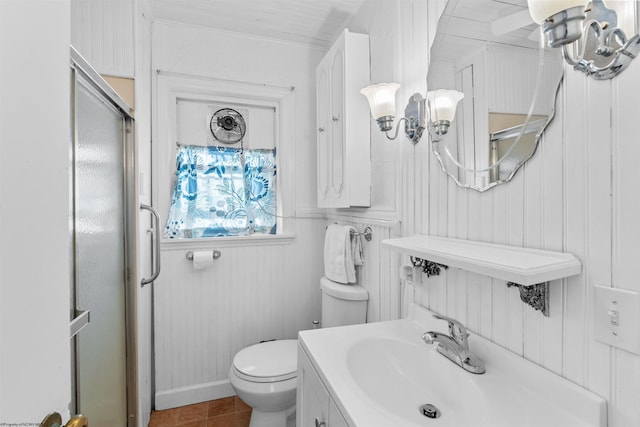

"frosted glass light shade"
[426,90,464,122]
[527,0,586,24]
[360,83,400,119]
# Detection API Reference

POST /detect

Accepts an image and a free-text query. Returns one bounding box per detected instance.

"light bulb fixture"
[528,0,640,79]
[361,83,425,144]
[360,83,400,132]
[426,90,464,142]
[361,85,463,145]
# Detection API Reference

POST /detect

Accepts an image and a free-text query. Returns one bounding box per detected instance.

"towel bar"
[326,225,373,242]
[358,226,373,242]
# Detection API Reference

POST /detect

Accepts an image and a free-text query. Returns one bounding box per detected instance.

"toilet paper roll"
[192,250,214,270]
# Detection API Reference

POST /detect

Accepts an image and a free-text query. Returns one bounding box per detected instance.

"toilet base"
[249,405,295,427]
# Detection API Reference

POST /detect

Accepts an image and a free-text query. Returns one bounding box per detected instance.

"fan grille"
[210,108,246,144]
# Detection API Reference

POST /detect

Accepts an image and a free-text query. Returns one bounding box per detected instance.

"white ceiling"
[149,0,367,49]
[149,0,540,57]
[432,0,539,63]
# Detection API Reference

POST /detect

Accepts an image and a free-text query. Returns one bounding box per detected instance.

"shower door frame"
[69,46,139,427]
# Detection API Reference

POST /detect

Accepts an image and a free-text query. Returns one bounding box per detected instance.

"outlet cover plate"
[594,285,640,355]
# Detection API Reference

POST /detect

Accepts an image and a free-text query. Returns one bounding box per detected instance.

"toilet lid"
[233,339,297,382]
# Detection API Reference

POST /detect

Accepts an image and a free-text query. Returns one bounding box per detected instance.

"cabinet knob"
[315,417,326,427]
[318,127,325,133]
[332,116,339,122]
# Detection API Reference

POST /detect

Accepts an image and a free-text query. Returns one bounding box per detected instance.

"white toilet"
[228,277,368,427]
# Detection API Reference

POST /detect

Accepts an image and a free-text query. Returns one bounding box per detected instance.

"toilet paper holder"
[186,250,222,261]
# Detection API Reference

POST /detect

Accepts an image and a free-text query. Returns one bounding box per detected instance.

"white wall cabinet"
[297,345,349,427]
[316,29,371,208]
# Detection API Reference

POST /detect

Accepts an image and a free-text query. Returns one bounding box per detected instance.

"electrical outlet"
[594,285,640,355]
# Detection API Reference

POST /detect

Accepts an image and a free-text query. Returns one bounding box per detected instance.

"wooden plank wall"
[70,0,135,77]
[153,215,400,408]
[153,221,326,408]
[325,215,402,323]
[409,3,640,425]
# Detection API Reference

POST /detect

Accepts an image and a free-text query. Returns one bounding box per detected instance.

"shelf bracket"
[410,256,449,277]
[506,282,549,317]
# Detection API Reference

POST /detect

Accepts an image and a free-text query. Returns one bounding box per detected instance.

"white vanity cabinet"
[297,344,349,427]
[316,29,371,208]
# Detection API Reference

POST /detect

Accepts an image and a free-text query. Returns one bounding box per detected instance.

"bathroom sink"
[299,304,607,427]
[346,336,484,426]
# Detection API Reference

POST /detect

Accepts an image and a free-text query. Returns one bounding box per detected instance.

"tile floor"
[148,396,251,427]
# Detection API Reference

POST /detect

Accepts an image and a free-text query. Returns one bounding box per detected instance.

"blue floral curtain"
[165,145,277,238]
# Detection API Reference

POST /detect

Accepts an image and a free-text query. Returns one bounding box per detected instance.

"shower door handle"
[140,204,161,286]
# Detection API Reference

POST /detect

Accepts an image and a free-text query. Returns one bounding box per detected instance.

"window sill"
[160,233,296,250]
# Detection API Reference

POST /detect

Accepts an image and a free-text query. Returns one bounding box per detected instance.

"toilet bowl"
[228,339,298,427]
[228,277,368,427]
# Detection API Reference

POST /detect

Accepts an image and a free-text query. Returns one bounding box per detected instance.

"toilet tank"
[320,277,368,328]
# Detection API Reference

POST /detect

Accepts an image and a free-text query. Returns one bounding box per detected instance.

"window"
[156,74,294,244]
[164,145,277,238]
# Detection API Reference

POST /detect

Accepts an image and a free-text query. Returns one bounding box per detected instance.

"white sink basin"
[299,304,606,427]
[347,336,485,426]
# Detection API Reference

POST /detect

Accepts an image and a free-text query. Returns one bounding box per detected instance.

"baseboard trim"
[155,380,235,410]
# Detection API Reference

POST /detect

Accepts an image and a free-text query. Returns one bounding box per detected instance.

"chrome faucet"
[422,314,485,374]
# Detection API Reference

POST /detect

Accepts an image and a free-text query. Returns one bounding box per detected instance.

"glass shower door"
[71,71,128,427]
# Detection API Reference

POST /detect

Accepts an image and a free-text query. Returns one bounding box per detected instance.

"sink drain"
[419,404,441,419]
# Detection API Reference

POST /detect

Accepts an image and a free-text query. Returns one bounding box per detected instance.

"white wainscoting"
[411,4,640,425]
[154,220,325,409]
[154,216,401,409]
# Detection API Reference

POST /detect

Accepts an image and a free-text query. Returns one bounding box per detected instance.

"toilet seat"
[232,339,297,383]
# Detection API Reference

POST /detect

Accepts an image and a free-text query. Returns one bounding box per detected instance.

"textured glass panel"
[75,74,127,427]
[165,145,276,238]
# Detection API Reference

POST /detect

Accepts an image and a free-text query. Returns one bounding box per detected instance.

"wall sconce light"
[425,89,464,142]
[528,0,640,79]
[360,84,463,144]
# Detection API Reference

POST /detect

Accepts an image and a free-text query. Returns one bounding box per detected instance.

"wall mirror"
[428,0,564,192]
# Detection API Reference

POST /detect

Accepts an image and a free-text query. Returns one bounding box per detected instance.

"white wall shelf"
[382,235,581,286]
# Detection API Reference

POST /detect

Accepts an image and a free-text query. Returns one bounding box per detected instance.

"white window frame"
[154,72,296,248]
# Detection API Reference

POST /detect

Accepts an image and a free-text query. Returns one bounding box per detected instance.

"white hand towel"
[324,224,358,284]
[351,233,365,267]
[345,226,357,283]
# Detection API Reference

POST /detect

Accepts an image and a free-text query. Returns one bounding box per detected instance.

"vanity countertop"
[298,304,606,427]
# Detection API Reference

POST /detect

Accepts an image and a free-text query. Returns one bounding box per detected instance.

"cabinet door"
[329,46,346,205]
[316,64,331,206]
[329,398,349,427]
[297,349,329,427]
[315,29,370,208]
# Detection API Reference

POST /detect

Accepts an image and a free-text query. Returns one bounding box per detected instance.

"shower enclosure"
[69,47,138,427]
